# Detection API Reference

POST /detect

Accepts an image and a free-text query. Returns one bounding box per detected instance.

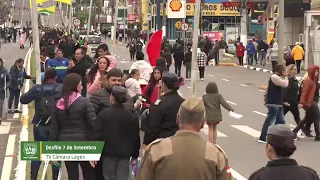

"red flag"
[147,30,162,67]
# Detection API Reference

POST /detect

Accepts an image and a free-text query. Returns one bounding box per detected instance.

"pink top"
[87,72,102,95]
[106,55,116,72]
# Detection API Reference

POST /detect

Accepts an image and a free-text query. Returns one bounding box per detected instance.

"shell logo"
[170,0,182,12]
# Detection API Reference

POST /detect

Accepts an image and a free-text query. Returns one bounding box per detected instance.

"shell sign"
[167,0,186,18]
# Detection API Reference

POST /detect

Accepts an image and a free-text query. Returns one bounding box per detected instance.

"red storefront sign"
[202,31,223,41]
[222,2,256,9]
[128,14,140,24]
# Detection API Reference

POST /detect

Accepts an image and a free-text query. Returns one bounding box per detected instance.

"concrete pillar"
[240,8,247,64]
[141,0,148,30]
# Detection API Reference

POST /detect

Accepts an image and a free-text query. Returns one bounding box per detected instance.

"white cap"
[295,42,300,45]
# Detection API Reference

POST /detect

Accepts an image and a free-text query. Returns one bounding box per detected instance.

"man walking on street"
[218,37,227,61]
[259,65,289,143]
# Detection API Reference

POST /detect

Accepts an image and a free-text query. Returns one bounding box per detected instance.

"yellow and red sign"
[170,0,182,12]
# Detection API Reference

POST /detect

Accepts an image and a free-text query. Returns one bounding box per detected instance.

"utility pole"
[31,0,41,84]
[162,0,166,37]
[190,0,201,95]
[68,4,72,34]
[146,0,150,42]
[112,0,119,51]
[277,0,284,65]
[87,0,93,39]
[156,0,161,30]
[240,0,248,64]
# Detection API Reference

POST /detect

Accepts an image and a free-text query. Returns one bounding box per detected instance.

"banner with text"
[20,141,104,161]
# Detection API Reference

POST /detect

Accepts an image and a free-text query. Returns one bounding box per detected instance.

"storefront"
[151,2,240,40]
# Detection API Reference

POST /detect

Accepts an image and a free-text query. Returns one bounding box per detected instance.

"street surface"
[108,41,320,179]
[0,41,30,180]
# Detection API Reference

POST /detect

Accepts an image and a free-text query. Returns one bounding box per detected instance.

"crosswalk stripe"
[201,125,228,137]
[231,125,261,138]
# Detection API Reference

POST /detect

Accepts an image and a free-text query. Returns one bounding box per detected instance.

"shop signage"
[152,3,240,16]
[202,31,223,41]
[167,0,187,18]
[186,3,240,16]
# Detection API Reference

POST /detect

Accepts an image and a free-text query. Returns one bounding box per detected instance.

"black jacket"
[173,51,184,64]
[283,77,299,105]
[9,65,30,89]
[184,51,192,63]
[143,91,184,145]
[161,51,172,65]
[249,158,319,180]
[50,97,96,141]
[20,82,62,125]
[89,87,135,114]
[46,44,55,59]
[69,59,88,86]
[258,41,269,52]
[59,41,74,59]
[94,104,140,158]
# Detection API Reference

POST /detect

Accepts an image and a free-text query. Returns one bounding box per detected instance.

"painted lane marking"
[231,125,261,138]
[253,111,267,117]
[1,157,13,180]
[226,101,237,105]
[239,84,248,87]
[0,122,11,134]
[229,168,248,180]
[222,78,230,82]
[208,74,214,77]
[258,89,265,92]
[201,124,228,137]
[13,113,19,119]
[5,134,16,156]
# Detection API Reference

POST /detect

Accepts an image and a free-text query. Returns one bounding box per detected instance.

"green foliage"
[73,11,89,24]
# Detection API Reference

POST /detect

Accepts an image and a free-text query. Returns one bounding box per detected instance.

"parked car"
[88,36,102,51]
[284,45,295,65]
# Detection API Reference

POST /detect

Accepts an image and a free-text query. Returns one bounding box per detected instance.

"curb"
[14,47,33,180]
[219,63,238,66]
[243,65,273,74]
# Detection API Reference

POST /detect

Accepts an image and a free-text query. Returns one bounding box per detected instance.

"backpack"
[37,85,59,125]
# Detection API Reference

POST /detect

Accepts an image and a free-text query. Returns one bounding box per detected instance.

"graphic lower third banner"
[20,141,104,161]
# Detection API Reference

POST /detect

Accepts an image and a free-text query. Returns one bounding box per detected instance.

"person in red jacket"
[236,42,246,66]
[293,66,320,141]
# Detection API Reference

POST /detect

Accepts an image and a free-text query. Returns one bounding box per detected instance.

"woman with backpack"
[20,68,62,180]
[50,73,96,179]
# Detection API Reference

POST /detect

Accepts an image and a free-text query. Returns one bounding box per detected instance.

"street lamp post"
[31,0,41,84]
[277,0,285,65]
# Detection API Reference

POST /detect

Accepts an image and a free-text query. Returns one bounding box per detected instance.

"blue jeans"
[102,156,130,180]
[258,52,267,65]
[248,54,254,65]
[8,88,20,110]
[31,125,60,180]
[259,106,285,141]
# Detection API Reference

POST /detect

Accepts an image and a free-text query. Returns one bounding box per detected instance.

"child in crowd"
[125,69,142,98]
[202,82,234,144]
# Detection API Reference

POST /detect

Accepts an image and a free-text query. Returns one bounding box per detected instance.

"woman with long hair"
[50,73,96,179]
[86,56,110,96]
[142,67,164,108]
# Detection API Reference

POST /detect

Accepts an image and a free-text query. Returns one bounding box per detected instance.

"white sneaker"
[258,139,266,144]
[201,78,204,81]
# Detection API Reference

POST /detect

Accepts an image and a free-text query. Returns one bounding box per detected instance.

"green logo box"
[20,141,104,161]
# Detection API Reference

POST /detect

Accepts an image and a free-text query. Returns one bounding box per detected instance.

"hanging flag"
[38,10,53,15]
[38,6,56,13]
[54,0,71,5]
[29,0,49,8]
[146,30,162,67]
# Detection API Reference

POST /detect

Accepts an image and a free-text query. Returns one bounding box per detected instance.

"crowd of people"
[0,28,317,180]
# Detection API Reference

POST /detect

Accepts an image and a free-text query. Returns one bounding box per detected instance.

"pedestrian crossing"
[201,124,304,139]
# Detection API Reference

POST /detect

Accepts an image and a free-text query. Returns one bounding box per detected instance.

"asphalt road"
[108,41,320,179]
[0,42,30,180]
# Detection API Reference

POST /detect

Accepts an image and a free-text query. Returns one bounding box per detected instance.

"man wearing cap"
[250,124,319,180]
[137,97,231,180]
[143,71,184,146]
[92,86,140,180]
